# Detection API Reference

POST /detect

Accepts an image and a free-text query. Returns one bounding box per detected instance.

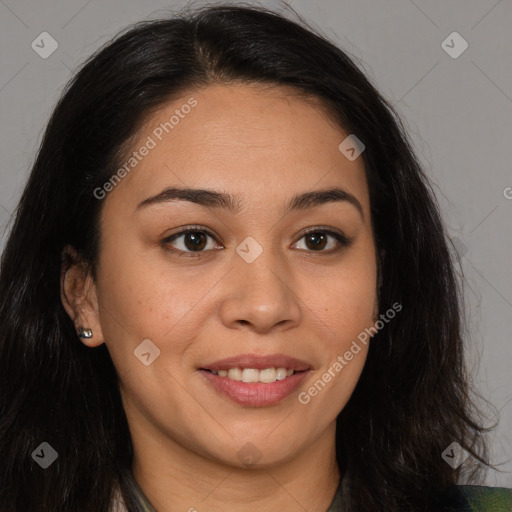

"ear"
[60,245,104,347]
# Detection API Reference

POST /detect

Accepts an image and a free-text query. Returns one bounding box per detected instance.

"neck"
[131,421,341,512]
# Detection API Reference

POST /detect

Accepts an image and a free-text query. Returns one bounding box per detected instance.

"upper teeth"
[211,367,294,383]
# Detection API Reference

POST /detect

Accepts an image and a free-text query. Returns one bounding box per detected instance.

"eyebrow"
[136,186,364,220]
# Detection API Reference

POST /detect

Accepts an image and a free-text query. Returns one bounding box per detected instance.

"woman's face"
[75,83,378,468]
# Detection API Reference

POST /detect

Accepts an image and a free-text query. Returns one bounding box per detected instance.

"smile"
[206,367,295,383]
[199,353,311,407]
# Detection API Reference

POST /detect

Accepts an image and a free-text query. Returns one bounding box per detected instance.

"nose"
[218,244,301,334]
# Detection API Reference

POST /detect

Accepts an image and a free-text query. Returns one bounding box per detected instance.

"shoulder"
[458,485,512,511]
[428,484,512,511]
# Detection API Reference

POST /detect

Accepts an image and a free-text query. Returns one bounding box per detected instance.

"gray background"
[1,0,510,487]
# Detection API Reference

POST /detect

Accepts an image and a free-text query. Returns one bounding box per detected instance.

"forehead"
[103,83,370,217]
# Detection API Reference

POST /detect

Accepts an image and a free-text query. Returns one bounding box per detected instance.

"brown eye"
[181,232,208,251]
[304,232,328,251]
[293,228,351,253]
[161,227,221,257]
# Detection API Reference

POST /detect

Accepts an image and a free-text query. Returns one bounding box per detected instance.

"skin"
[61,83,378,512]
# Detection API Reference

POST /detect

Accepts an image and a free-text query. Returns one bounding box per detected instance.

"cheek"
[315,277,373,384]
[311,253,377,343]
[96,259,202,341]
[94,237,224,377]
[299,287,372,419]
[301,241,376,403]
[297,337,368,431]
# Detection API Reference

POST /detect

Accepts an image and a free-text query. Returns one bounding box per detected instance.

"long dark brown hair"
[0,4,491,511]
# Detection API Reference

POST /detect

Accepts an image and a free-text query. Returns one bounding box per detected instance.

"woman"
[0,4,510,511]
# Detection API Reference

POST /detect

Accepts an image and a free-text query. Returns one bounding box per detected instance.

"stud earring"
[77,327,93,339]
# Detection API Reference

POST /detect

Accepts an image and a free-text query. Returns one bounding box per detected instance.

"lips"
[200,353,311,372]
[198,353,311,407]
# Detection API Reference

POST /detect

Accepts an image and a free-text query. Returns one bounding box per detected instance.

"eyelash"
[160,225,352,258]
